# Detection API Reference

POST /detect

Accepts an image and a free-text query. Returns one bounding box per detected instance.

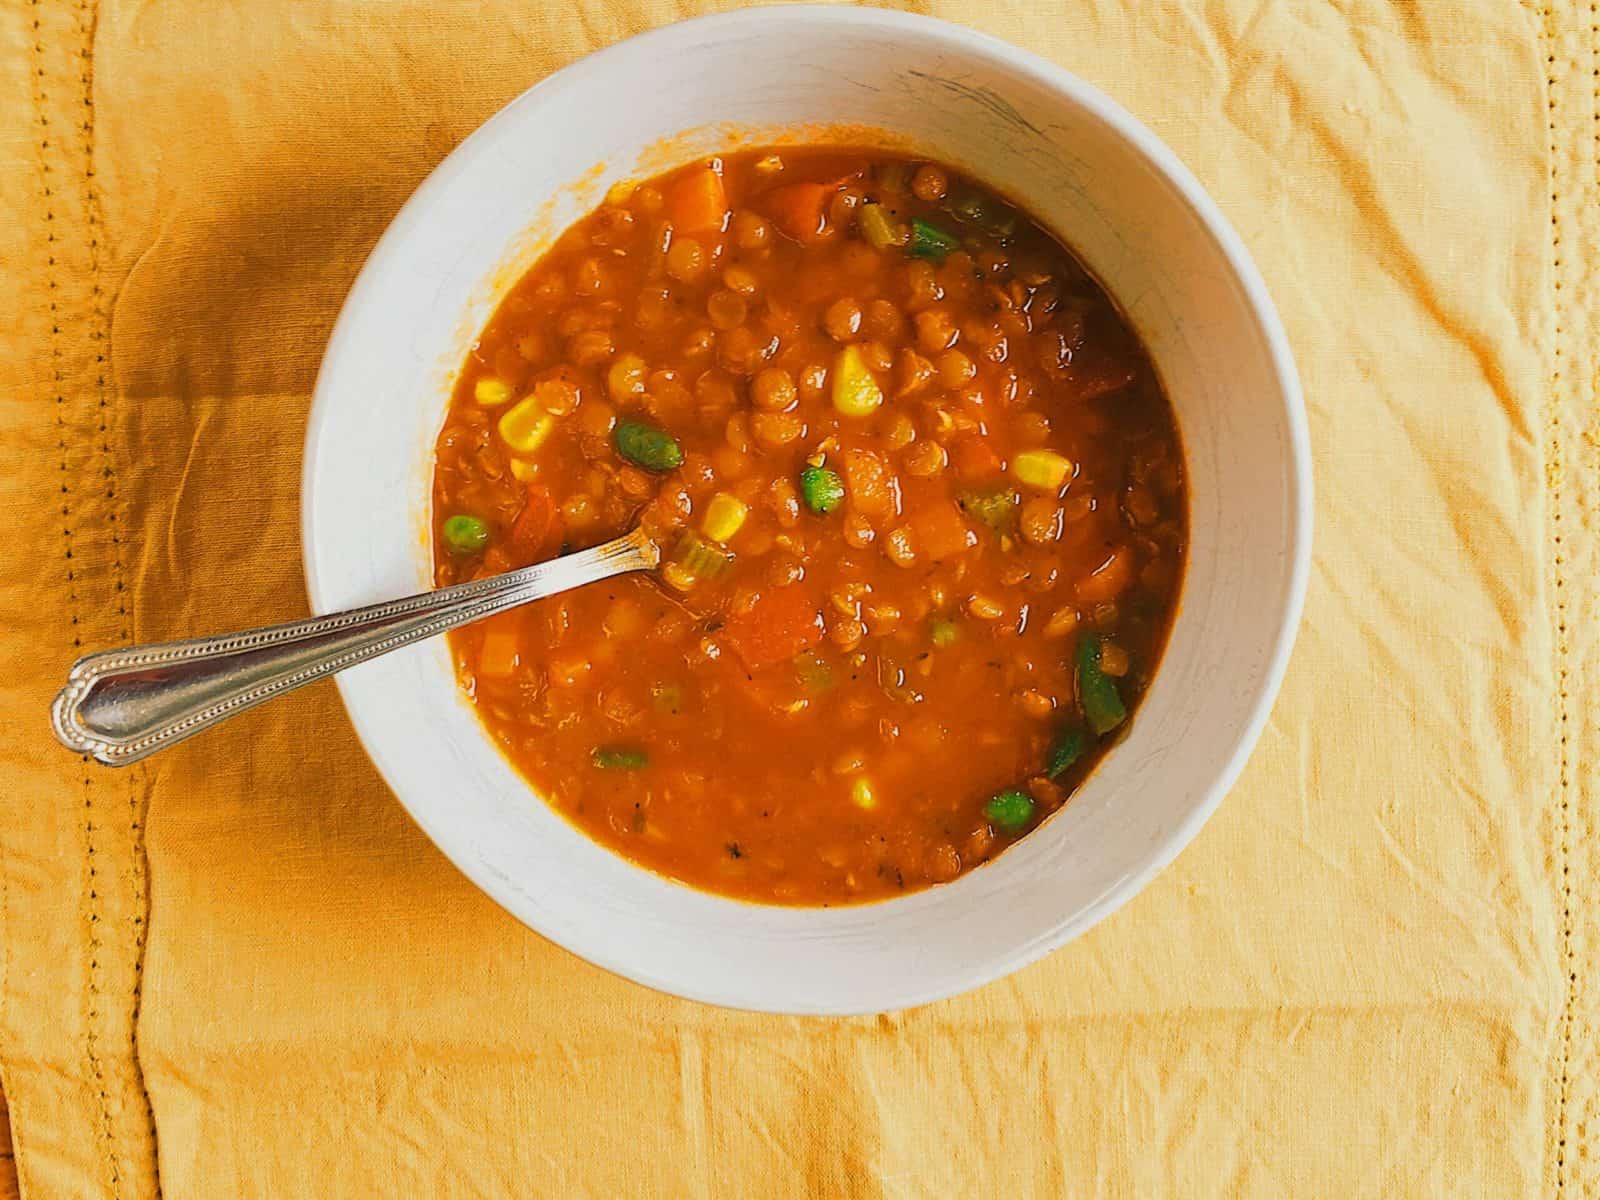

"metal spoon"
[50,527,659,766]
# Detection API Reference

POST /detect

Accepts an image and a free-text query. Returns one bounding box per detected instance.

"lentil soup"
[431,148,1187,905]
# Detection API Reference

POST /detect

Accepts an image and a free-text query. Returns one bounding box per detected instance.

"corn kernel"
[509,458,539,482]
[1011,449,1074,491]
[498,397,555,453]
[474,376,513,406]
[831,345,885,417]
[850,777,877,809]
[700,492,749,544]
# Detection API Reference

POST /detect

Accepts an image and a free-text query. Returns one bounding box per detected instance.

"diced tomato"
[507,484,562,564]
[841,448,900,521]
[951,436,1002,481]
[666,163,729,235]
[721,586,824,672]
[1075,545,1136,605]
[764,181,831,243]
[911,503,977,562]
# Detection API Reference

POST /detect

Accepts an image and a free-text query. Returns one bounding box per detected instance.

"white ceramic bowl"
[303,6,1310,1014]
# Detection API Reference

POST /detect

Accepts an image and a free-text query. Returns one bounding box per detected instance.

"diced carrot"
[666,163,729,235]
[1075,546,1136,605]
[477,613,523,678]
[951,436,1002,481]
[765,181,831,243]
[721,586,824,672]
[911,503,977,562]
[841,448,900,522]
[507,484,562,565]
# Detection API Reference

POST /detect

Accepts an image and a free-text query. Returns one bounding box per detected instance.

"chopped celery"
[858,203,906,250]
[673,530,732,582]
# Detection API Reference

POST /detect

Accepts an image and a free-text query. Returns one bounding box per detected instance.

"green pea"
[591,746,649,770]
[930,619,959,648]
[984,788,1035,833]
[442,514,490,555]
[799,465,846,514]
[614,419,683,472]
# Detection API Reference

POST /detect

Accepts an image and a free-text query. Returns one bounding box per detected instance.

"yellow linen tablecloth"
[2,1,1597,1195]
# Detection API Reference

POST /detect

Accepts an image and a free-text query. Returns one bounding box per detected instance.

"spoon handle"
[51,527,658,767]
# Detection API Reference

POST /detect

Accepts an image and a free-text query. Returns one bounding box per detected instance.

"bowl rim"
[302,3,1312,1012]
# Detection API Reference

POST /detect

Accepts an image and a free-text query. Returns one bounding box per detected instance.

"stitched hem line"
[64,0,162,1186]
[26,0,120,1192]
[1539,3,1577,1193]
[68,0,162,1191]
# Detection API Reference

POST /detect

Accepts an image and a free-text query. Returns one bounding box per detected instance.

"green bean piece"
[1046,726,1087,779]
[1076,634,1127,735]
[614,419,684,472]
[799,465,846,514]
[442,514,490,555]
[591,746,649,770]
[908,218,960,261]
[984,788,1036,833]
